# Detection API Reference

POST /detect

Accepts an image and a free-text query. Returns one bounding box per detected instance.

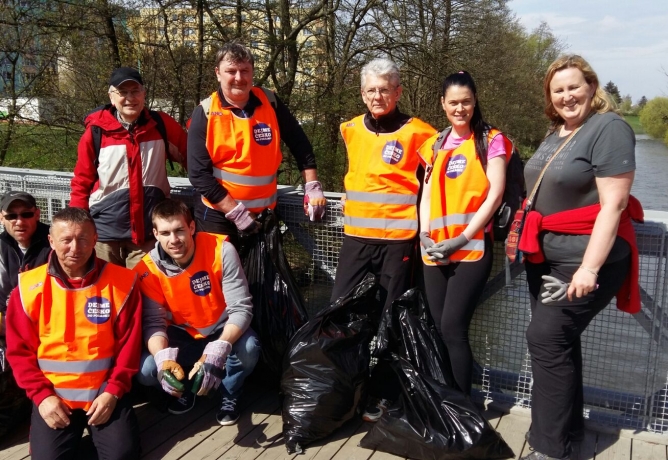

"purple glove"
[303,181,326,221]
[154,347,185,396]
[196,340,232,396]
[225,203,259,233]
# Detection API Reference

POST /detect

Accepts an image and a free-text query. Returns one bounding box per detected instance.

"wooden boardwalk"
[1,386,667,460]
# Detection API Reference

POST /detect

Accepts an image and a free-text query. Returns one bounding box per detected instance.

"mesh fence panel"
[2,167,667,434]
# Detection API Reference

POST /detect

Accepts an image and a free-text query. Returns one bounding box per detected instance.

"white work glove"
[190,340,232,396]
[303,181,326,221]
[154,347,185,396]
[225,203,260,234]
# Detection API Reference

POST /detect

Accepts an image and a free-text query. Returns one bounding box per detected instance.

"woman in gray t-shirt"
[520,55,637,460]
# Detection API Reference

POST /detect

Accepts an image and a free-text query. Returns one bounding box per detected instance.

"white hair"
[360,58,401,88]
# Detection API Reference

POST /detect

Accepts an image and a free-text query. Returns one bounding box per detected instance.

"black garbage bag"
[360,289,514,460]
[360,356,514,460]
[239,209,309,381]
[373,288,455,388]
[0,340,31,440]
[281,277,378,454]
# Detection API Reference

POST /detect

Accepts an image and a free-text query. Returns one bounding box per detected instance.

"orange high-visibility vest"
[421,129,510,265]
[204,87,282,213]
[341,115,436,240]
[134,232,227,339]
[19,263,136,410]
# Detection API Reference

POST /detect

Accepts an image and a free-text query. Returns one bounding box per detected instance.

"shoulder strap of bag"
[425,127,451,184]
[525,123,585,211]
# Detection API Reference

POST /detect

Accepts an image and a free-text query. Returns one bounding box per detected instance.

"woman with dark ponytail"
[417,71,512,395]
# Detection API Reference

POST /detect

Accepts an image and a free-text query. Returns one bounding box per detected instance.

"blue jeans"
[137,326,261,399]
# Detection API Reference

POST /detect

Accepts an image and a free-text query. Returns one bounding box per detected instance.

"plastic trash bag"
[0,339,31,440]
[239,209,309,381]
[373,288,455,388]
[360,289,514,460]
[360,356,514,460]
[281,277,378,454]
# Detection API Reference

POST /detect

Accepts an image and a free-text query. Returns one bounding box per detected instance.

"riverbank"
[625,115,644,134]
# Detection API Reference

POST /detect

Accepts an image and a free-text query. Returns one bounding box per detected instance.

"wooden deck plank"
[495,412,531,459]
[162,392,279,460]
[0,426,30,460]
[595,433,631,460]
[572,430,597,460]
[146,390,276,460]
[328,422,372,460]
[630,439,667,460]
[297,419,365,460]
[483,408,504,430]
[368,449,405,459]
[214,408,283,459]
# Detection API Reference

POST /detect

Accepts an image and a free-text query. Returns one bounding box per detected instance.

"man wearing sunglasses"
[70,67,188,269]
[0,190,51,438]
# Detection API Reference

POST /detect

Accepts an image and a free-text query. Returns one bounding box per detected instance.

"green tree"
[603,81,621,105]
[639,97,668,144]
[638,95,647,108]
[619,94,632,114]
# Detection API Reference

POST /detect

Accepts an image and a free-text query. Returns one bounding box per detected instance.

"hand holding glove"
[154,347,185,396]
[191,340,232,396]
[425,234,469,260]
[541,275,569,304]
[225,203,260,234]
[303,181,326,221]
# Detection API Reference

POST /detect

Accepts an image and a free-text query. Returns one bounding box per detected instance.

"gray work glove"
[419,232,436,250]
[425,234,469,259]
[541,275,569,304]
[193,340,232,396]
[225,203,260,234]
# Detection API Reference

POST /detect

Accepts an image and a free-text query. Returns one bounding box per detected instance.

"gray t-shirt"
[524,112,635,263]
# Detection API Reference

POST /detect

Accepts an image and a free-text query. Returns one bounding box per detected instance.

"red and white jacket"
[70,106,187,244]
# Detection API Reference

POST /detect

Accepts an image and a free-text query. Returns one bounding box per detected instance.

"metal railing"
[2,166,667,434]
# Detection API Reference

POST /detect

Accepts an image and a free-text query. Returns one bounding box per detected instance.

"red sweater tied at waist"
[518,196,644,314]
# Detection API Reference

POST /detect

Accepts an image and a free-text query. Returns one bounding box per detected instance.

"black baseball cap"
[0,191,37,212]
[109,67,144,87]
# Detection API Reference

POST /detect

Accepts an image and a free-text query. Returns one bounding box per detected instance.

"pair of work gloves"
[154,340,232,397]
[419,232,469,261]
[224,181,326,234]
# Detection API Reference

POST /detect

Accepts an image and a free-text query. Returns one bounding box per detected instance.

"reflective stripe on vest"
[341,115,436,240]
[420,130,508,265]
[203,87,282,213]
[19,263,136,410]
[134,232,228,339]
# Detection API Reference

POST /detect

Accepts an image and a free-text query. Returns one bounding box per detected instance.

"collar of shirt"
[216,88,262,119]
[363,108,411,134]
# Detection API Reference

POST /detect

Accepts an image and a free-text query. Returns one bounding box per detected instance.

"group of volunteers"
[0,38,640,460]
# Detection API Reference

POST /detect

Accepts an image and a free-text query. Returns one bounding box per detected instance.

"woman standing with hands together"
[418,71,512,395]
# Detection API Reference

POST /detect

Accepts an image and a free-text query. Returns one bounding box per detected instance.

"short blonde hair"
[543,54,619,126]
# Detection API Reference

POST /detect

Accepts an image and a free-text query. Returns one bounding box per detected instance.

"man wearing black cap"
[70,67,188,269]
[0,190,50,438]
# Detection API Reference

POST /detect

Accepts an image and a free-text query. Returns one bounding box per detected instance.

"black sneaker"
[216,397,239,426]
[168,392,196,415]
[362,398,390,422]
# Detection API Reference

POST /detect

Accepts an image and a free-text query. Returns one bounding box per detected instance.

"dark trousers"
[525,255,630,458]
[422,234,493,395]
[330,236,416,401]
[29,395,140,460]
[193,199,241,249]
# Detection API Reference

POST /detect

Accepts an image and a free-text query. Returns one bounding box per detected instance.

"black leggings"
[422,234,493,395]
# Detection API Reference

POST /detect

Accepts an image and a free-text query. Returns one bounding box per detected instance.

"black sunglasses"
[2,211,35,221]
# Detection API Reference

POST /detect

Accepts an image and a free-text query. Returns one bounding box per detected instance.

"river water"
[632,134,668,212]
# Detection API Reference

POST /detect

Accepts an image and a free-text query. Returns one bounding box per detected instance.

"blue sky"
[509,0,668,103]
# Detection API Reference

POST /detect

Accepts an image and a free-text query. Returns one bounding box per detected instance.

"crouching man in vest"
[5,207,142,460]
[134,198,260,426]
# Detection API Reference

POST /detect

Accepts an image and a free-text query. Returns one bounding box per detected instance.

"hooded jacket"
[70,106,187,244]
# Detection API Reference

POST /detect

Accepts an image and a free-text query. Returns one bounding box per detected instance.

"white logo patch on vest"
[253,122,273,146]
[190,271,212,296]
[446,154,467,179]
[381,140,404,165]
[85,297,112,324]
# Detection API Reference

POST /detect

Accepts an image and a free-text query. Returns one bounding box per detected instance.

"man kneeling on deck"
[5,207,142,460]
[134,198,260,425]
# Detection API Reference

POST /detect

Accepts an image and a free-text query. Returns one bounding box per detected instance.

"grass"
[624,115,644,134]
[0,123,80,171]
